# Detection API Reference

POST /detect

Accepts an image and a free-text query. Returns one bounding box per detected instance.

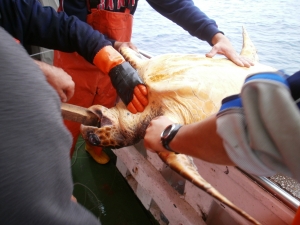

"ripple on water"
[132,0,300,74]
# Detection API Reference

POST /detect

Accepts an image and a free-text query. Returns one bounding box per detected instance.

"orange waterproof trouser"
[292,207,300,225]
[54,8,133,156]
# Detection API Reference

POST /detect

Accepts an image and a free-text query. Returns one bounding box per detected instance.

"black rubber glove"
[109,61,144,105]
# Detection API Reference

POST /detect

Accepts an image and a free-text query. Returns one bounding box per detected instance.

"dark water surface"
[132,0,299,75]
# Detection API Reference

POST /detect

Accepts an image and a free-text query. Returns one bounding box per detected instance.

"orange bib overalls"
[54,2,133,157]
[292,207,300,225]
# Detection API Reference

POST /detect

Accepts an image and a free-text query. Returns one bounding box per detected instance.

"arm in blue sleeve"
[146,0,222,45]
[0,0,111,63]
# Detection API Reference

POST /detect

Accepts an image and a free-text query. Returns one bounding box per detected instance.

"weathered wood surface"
[114,144,295,225]
[113,145,205,225]
[61,103,98,126]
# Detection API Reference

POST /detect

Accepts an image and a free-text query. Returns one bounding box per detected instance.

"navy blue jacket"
[0,0,221,64]
[60,0,222,45]
[0,0,112,63]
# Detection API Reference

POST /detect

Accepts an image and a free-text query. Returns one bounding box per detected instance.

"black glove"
[109,61,144,105]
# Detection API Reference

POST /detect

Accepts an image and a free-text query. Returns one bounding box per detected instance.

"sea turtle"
[79,27,276,224]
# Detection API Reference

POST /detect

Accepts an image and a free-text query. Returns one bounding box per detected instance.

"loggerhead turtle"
[80,27,276,224]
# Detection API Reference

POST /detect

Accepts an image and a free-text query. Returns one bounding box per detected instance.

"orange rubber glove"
[93,46,148,113]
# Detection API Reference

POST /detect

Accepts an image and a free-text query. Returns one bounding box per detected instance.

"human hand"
[34,60,74,102]
[206,33,254,68]
[71,195,77,203]
[93,46,148,113]
[144,116,174,153]
[114,41,138,52]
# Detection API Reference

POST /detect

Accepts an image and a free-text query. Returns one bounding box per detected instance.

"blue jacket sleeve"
[146,0,222,46]
[0,0,112,63]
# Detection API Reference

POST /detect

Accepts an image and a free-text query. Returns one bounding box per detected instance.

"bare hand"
[71,195,77,203]
[206,33,254,68]
[114,41,138,52]
[144,116,174,153]
[34,60,74,102]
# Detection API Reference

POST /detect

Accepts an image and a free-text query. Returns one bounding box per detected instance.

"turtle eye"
[88,133,101,146]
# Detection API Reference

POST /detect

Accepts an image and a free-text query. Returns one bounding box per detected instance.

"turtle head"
[80,104,143,148]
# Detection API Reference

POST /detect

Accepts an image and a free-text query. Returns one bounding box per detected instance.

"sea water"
[132,0,300,75]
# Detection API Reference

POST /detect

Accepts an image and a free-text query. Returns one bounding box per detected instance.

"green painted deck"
[71,136,159,225]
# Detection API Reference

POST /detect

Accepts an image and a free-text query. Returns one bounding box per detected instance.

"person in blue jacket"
[0,0,148,111]
[54,0,254,164]
[59,0,253,67]
[0,0,149,161]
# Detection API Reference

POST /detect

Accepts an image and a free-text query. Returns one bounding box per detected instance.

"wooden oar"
[61,103,99,126]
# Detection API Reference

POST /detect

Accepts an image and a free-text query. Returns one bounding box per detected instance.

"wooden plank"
[136,184,152,210]
[113,146,205,225]
[184,181,213,222]
[116,156,130,178]
[192,159,295,225]
[61,103,98,126]
[146,151,165,171]
[114,144,295,224]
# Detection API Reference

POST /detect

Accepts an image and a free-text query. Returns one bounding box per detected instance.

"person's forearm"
[27,3,111,63]
[170,115,235,165]
[211,33,227,46]
[34,60,75,102]
[34,60,49,75]
[1,0,111,63]
[146,0,221,45]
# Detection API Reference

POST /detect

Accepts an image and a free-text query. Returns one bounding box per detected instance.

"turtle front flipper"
[119,47,147,71]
